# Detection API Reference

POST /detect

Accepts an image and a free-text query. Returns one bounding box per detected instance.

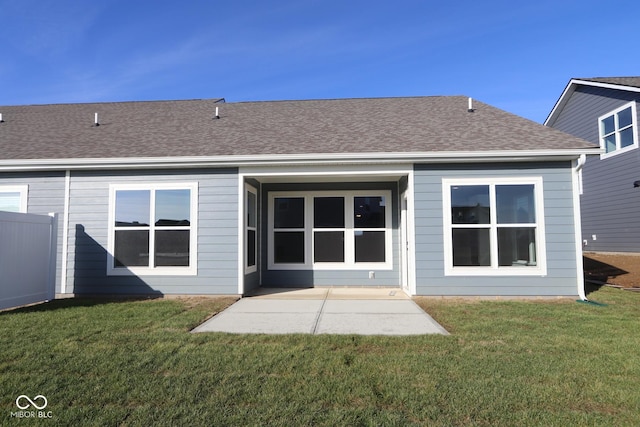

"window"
[354,197,386,263]
[443,178,546,276]
[314,197,345,262]
[599,102,638,158]
[0,185,28,213]
[108,183,198,275]
[273,197,305,264]
[268,191,392,270]
[245,184,258,273]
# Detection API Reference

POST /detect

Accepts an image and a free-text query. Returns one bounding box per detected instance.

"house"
[545,77,640,253]
[0,96,598,298]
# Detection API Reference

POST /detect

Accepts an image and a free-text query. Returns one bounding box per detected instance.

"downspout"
[237,174,245,296]
[573,155,587,300]
[575,154,586,195]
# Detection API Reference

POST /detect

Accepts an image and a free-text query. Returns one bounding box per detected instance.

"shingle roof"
[0,96,595,162]
[578,77,640,89]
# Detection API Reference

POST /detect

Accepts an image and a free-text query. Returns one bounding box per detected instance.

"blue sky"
[1,0,638,123]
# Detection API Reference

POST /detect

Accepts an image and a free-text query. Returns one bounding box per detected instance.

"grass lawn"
[1,288,639,426]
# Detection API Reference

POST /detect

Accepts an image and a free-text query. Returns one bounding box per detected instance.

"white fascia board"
[571,79,640,93]
[544,80,577,127]
[545,79,640,127]
[0,149,601,172]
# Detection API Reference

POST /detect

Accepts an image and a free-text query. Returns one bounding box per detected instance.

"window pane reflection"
[114,230,149,267]
[274,232,305,263]
[247,229,256,267]
[0,192,21,212]
[274,198,304,229]
[314,197,344,228]
[601,115,615,135]
[354,196,385,228]
[496,185,535,224]
[115,190,150,226]
[451,186,490,224]
[155,230,190,266]
[156,189,190,226]
[314,231,344,262]
[498,228,536,266]
[247,191,257,228]
[452,228,490,266]
[620,127,634,149]
[618,107,632,128]
[354,231,385,262]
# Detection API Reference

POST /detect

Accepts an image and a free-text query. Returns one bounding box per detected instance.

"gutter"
[0,149,601,172]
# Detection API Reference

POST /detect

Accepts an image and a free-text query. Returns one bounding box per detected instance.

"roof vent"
[0,113,4,123]
[214,106,220,119]
[467,97,474,113]
[94,112,100,126]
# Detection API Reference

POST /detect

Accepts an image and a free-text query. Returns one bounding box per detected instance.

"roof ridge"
[230,95,467,105]
[0,98,225,108]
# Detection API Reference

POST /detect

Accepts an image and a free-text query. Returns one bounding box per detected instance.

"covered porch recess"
[238,164,416,296]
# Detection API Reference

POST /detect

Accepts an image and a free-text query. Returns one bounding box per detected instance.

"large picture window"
[599,102,638,158]
[268,191,392,270]
[108,183,198,275]
[443,178,546,276]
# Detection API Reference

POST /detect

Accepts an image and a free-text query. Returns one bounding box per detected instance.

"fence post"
[47,213,58,302]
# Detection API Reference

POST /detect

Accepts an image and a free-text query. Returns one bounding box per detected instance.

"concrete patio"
[192,288,449,335]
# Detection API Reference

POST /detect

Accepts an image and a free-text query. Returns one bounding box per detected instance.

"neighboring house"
[545,77,640,253]
[0,96,598,298]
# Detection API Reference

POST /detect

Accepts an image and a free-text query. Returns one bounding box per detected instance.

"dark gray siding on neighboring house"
[0,172,66,292]
[413,162,579,296]
[67,168,239,295]
[261,182,401,287]
[551,86,640,252]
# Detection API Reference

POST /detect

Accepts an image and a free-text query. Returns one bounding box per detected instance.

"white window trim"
[245,183,258,274]
[107,182,198,276]
[442,177,547,276]
[0,185,28,213]
[267,190,393,270]
[599,101,638,159]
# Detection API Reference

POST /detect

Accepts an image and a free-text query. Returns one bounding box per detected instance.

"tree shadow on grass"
[583,256,629,295]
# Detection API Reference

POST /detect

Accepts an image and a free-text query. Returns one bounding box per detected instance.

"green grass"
[1,288,639,426]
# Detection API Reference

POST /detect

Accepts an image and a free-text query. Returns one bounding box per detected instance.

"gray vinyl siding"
[67,168,239,295]
[413,162,579,296]
[550,85,640,252]
[0,172,66,293]
[261,182,400,287]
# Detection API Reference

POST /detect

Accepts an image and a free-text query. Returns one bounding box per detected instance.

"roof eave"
[0,149,602,172]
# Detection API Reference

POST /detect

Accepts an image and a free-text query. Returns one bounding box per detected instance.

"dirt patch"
[584,252,640,288]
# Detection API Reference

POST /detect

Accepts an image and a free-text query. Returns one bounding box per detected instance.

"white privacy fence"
[0,211,56,310]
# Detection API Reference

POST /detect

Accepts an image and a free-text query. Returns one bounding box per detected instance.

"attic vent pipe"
[215,106,220,119]
[468,97,474,112]
[0,113,3,123]
[94,112,100,126]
